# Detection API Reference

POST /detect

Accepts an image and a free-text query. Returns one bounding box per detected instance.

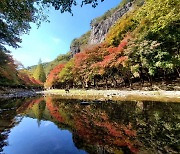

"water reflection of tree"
[43,98,180,154]
[2,97,178,154]
[23,97,46,126]
[31,100,46,126]
[43,98,139,153]
[0,97,46,152]
[0,98,27,152]
[136,102,180,153]
[45,97,64,123]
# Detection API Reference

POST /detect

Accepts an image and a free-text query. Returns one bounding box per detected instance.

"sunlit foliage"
[45,63,65,88]
[73,43,108,86]
[1,0,179,88]
[48,0,180,88]
[33,59,46,83]
[0,53,20,85]
[58,59,74,88]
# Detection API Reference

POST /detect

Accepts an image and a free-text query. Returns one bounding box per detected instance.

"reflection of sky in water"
[3,117,86,154]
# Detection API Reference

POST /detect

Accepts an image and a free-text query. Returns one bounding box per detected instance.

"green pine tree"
[33,59,46,83]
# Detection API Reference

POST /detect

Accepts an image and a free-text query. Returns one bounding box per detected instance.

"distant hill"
[27,52,71,76]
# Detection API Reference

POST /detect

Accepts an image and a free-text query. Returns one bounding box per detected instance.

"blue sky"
[10,0,121,67]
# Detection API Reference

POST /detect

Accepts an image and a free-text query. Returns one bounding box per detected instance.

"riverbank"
[1,87,180,102]
[0,87,40,99]
[41,89,180,102]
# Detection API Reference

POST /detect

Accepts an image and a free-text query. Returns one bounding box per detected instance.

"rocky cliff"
[70,44,80,57]
[70,31,90,57]
[70,1,133,56]
[89,2,133,44]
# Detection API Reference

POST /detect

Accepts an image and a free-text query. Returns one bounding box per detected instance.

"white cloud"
[44,121,52,127]
[52,37,62,44]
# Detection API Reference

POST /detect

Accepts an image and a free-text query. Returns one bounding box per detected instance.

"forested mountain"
[45,0,180,89]
[0,0,179,89]
[27,52,71,75]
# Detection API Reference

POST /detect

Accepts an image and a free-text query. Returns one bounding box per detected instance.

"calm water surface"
[0,96,179,154]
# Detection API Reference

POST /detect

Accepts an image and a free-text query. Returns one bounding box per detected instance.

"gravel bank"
[0,90,40,99]
[41,89,180,102]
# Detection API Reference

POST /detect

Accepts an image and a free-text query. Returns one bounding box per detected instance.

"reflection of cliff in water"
[0,97,179,153]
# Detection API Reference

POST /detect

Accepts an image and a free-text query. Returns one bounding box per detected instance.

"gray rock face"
[70,2,133,57]
[70,44,80,57]
[89,2,132,45]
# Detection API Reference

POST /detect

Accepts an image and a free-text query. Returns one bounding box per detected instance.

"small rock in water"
[80,101,90,105]
[93,100,102,104]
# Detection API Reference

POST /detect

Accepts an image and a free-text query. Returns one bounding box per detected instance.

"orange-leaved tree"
[45,63,65,88]
[73,43,108,87]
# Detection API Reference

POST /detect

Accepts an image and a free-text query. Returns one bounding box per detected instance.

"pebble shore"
[1,89,180,102]
[41,89,180,102]
[0,90,40,99]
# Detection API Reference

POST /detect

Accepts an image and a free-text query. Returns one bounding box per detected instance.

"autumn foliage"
[44,36,131,88]
[0,53,20,85]
[45,0,180,89]
[1,0,179,88]
[45,63,65,88]
[18,71,43,86]
[46,97,64,123]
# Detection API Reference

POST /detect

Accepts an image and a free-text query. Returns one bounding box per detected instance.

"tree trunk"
[139,65,144,87]
[163,70,166,80]
[148,75,152,87]
[93,77,96,88]
[112,76,117,88]
[104,77,108,89]
[176,68,180,77]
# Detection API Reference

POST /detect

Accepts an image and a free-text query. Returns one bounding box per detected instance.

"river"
[0,96,179,154]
